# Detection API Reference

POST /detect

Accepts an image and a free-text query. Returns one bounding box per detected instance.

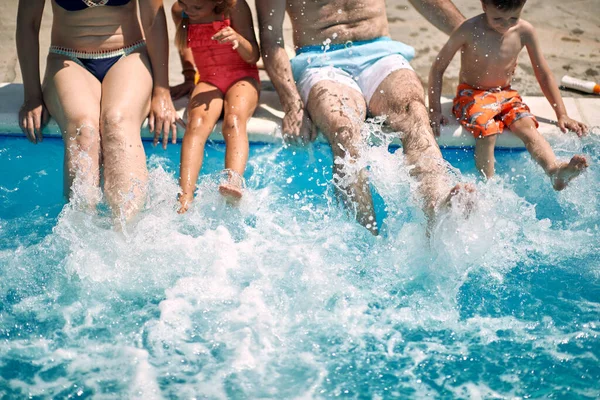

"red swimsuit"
[187,19,260,94]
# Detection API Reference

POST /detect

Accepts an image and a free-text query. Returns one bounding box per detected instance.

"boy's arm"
[220,0,260,64]
[16,0,48,144]
[523,22,588,135]
[428,23,466,135]
[409,0,465,35]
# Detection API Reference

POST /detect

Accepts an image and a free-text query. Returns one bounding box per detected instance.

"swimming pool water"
[1,130,599,398]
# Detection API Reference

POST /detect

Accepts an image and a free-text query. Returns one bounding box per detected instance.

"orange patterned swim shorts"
[452,84,538,138]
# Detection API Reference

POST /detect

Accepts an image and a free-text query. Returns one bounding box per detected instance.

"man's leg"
[369,69,468,220]
[306,80,378,235]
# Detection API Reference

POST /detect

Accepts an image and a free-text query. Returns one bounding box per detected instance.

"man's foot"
[426,183,477,237]
[218,169,244,202]
[551,155,588,191]
[439,183,477,213]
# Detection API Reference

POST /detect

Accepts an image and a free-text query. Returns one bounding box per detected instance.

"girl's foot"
[178,194,194,214]
[218,169,245,201]
[551,155,588,191]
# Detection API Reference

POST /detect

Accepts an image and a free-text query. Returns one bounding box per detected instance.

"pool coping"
[1,83,598,149]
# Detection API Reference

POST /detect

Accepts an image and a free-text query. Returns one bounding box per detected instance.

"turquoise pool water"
[1,130,599,398]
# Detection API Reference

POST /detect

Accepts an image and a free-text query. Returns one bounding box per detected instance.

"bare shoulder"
[516,19,537,42]
[456,14,484,37]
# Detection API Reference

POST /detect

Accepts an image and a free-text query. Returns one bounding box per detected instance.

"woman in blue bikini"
[16,0,179,221]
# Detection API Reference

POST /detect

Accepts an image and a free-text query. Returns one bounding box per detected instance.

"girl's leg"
[509,117,588,190]
[179,83,224,212]
[474,134,497,178]
[43,54,102,207]
[100,48,153,221]
[219,79,259,198]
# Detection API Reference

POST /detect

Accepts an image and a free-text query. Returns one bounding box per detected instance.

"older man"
[257,0,468,235]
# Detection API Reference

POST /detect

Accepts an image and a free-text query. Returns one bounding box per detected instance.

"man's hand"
[558,115,588,137]
[282,106,317,145]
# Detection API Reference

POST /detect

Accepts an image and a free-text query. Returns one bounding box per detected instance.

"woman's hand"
[148,88,179,149]
[170,80,196,100]
[212,26,240,50]
[19,97,49,144]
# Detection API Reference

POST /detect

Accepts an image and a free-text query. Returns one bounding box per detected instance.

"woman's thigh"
[100,48,153,129]
[43,54,102,141]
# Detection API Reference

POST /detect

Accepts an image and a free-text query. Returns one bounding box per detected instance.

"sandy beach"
[1,0,598,98]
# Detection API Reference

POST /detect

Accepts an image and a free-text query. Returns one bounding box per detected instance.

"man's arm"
[409,0,464,35]
[428,22,466,135]
[256,0,301,112]
[256,0,315,143]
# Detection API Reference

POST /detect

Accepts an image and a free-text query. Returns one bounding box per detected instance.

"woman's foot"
[551,155,588,191]
[218,169,245,202]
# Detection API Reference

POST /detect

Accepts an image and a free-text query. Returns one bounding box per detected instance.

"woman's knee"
[65,118,100,152]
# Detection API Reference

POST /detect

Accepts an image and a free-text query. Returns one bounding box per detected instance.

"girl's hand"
[148,88,179,149]
[212,27,240,50]
[19,97,49,144]
[429,111,447,137]
[170,80,196,100]
[558,115,588,137]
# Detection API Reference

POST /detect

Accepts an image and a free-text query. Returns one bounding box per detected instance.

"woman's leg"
[509,117,588,190]
[100,49,153,220]
[179,83,224,212]
[474,134,497,178]
[43,54,102,207]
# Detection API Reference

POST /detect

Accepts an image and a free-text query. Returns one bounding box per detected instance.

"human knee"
[222,113,244,134]
[66,118,100,152]
[100,109,129,141]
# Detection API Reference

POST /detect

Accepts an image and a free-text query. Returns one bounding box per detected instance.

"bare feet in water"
[218,169,244,202]
[551,155,588,191]
[178,194,193,214]
[439,183,477,214]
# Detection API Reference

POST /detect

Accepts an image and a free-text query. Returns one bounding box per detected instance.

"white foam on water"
[1,125,599,397]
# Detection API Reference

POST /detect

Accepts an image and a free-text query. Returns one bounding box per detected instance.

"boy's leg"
[220,78,260,199]
[474,134,497,178]
[509,117,588,190]
[179,83,224,212]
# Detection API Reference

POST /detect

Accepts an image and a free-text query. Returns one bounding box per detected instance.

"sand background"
[0,0,599,98]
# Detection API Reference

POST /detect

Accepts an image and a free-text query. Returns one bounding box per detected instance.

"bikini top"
[54,0,131,12]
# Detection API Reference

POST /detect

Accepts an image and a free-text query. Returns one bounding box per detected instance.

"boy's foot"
[551,155,588,191]
[218,169,245,202]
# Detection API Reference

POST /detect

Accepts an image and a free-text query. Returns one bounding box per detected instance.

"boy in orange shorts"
[428,0,588,190]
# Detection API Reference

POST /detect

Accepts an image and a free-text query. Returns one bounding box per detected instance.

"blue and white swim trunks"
[290,37,415,104]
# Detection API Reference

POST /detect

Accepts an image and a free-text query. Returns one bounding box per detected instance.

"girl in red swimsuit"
[174,0,260,212]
